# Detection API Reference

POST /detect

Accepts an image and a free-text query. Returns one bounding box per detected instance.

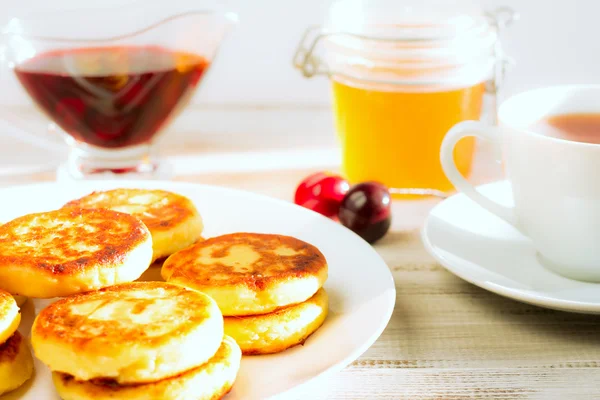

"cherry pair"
[294,172,391,244]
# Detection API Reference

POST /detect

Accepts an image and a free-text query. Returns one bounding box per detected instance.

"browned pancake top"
[33,282,215,349]
[0,207,149,276]
[64,188,199,232]
[0,331,23,362]
[162,233,327,290]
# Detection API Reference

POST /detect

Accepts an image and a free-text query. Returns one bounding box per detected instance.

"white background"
[0,0,599,107]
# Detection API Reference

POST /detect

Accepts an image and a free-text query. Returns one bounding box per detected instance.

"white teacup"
[441,85,600,282]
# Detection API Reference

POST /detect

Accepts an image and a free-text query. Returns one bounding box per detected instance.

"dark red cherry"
[294,172,350,218]
[338,181,391,243]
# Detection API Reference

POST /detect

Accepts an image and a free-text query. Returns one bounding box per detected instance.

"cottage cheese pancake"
[224,288,328,355]
[0,207,152,298]
[162,233,328,316]
[0,331,34,395]
[65,188,204,261]
[0,290,20,345]
[32,281,223,384]
[52,335,241,400]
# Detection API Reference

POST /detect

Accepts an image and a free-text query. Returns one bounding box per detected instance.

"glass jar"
[293,0,517,197]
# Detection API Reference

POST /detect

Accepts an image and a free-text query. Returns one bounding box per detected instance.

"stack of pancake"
[162,232,329,355]
[0,188,205,299]
[0,290,33,395]
[0,188,210,396]
[0,186,331,397]
[32,281,241,400]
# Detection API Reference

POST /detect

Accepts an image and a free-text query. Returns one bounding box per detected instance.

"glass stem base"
[58,143,173,181]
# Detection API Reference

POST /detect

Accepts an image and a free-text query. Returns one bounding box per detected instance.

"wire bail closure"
[292,26,333,78]
[484,7,519,124]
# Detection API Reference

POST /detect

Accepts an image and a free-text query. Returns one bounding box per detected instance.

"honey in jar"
[332,78,485,194]
[294,0,516,197]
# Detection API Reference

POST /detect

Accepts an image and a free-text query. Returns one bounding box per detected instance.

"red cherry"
[294,172,350,218]
[338,181,391,243]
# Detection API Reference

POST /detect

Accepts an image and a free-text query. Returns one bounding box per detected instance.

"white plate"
[2,180,396,400]
[422,180,600,314]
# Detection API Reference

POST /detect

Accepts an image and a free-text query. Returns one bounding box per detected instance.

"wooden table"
[2,106,600,400]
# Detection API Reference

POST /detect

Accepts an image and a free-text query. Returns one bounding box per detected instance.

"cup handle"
[440,120,518,228]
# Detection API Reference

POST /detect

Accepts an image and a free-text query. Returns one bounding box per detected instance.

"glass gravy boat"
[0,4,237,180]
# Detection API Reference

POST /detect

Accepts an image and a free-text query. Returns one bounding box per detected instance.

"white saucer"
[422,180,600,314]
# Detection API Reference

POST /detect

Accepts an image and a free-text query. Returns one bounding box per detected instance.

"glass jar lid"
[325,0,492,40]
[294,0,518,88]
[324,0,504,64]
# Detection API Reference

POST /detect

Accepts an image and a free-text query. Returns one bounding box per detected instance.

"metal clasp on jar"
[292,26,330,78]
[483,7,520,124]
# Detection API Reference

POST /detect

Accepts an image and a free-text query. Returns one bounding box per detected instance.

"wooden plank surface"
[1,108,599,399]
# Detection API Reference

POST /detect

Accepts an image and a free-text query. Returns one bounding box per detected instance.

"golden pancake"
[32,281,223,384]
[64,188,204,261]
[52,335,241,400]
[0,289,20,345]
[162,233,328,316]
[0,207,152,298]
[0,331,34,395]
[224,288,328,355]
